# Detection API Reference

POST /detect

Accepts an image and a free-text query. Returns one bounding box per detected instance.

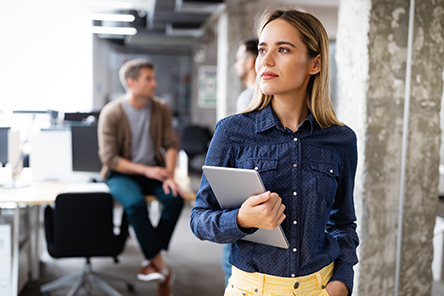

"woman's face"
[256,19,319,99]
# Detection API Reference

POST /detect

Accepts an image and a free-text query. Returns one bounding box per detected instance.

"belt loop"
[315,270,323,291]
[255,273,264,295]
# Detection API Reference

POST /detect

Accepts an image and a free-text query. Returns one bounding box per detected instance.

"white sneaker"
[137,262,166,282]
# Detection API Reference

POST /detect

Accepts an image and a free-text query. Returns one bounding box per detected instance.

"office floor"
[20,202,226,296]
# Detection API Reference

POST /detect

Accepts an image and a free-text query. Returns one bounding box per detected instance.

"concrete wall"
[215,0,252,120]
[336,0,444,295]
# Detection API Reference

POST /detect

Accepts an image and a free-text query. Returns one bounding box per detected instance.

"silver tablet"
[202,165,289,249]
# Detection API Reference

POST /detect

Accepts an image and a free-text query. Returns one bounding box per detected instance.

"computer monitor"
[0,127,20,170]
[71,124,102,172]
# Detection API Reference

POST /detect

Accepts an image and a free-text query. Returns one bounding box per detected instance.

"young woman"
[190,8,358,296]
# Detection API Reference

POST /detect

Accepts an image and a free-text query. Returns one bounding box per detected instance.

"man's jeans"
[106,171,184,260]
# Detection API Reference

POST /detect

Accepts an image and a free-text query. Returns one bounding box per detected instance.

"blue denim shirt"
[190,104,359,293]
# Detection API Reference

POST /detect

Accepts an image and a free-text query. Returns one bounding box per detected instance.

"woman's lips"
[261,71,278,80]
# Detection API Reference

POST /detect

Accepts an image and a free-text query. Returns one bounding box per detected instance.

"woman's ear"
[309,54,321,75]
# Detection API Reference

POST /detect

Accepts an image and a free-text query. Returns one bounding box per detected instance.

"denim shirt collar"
[255,103,315,135]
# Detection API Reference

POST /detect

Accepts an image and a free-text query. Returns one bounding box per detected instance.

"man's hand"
[325,281,348,296]
[237,191,286,229]
[143,166,174,182]
[162,178,184,198]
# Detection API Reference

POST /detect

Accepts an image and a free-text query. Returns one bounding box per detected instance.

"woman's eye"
[258,48,266,54]
[278,47,289,53]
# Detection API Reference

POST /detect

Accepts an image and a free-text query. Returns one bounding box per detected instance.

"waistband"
[229,262,334,294]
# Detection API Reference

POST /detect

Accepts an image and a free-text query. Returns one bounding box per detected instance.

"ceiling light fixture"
[86,1,135,10]
[90,13,136,22]
[92,26,137,35]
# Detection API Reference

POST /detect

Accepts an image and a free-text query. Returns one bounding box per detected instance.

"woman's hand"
[325,281,349,296]
[237,191,286,229]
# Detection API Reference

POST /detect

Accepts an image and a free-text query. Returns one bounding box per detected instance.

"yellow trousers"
[224,263,334,296]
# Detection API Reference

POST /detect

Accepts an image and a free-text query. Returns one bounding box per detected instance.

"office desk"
[0,182,65,296]
[0,181,103,296]
[0,175,195,296]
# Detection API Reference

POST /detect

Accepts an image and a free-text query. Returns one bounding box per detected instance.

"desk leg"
[28,205,41,281]
[11,206,19,296]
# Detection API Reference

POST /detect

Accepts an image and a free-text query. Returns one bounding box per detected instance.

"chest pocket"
[310,161,340,206]
[237,159,278,191]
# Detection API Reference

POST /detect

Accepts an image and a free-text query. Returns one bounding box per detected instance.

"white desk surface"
[0,182,111,205]
[0,175,195,205]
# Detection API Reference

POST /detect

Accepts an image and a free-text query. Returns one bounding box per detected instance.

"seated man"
[98,58,184,296]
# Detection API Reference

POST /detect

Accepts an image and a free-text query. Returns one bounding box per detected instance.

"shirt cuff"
[329,260,355,295]
[226,209,258,239]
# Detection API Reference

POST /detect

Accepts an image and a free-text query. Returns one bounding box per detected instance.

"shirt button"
[293,138,298,142]
[330,169,333,173]
[294,282,299,289]
[293,220,297,225]
[291,274,295,278]
[293,248,297,252]
[254,167,258,170]
[293,191,297,196]
[293,163,297,168]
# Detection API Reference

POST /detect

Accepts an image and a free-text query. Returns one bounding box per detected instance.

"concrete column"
[216,0,254,120]
[336,0,444,295]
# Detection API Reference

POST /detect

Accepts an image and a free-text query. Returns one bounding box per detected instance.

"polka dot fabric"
[190,104,359,294]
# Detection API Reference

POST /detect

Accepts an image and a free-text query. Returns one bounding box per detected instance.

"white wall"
[0,0,93,112]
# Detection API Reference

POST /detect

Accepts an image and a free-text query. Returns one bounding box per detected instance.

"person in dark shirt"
[190,8,358,296]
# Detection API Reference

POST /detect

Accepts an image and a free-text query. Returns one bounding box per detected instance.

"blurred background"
[1,0,444,296]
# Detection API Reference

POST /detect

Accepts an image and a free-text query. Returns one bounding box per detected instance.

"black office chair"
[40,192,134,296]
[180,124,212,174]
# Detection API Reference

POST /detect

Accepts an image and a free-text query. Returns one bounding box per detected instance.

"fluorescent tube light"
[91,13,136,22]
[92,26,137,35]
[87,1,135,9]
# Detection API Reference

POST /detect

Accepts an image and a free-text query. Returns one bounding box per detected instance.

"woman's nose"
[261,52,275,67]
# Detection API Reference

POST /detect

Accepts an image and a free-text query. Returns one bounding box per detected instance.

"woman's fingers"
[237,191,285,229]
[245,191,272,207]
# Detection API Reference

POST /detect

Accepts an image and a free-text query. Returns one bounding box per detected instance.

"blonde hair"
[244,8,342,128]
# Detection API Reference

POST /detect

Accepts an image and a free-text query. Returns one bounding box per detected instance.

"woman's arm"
[190,119,257,244]
[326,137,359,295]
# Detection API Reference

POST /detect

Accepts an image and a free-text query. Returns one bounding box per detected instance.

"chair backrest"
[45,192,128,259]
[180,125,212,157]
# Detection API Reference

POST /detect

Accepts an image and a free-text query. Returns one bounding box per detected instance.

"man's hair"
[119,58,156,90]
[241,38,259,57]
